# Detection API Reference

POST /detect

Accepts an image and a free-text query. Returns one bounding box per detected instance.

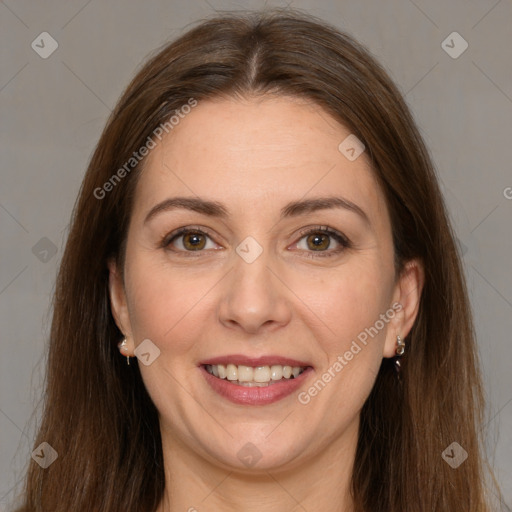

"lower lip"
[199,365,314,405]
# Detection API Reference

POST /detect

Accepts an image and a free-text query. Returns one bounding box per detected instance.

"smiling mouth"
[203,363,309,387]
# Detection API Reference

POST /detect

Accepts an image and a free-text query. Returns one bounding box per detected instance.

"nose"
[217,249,292,335]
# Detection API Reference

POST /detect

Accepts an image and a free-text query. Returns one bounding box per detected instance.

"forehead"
[132,95,386,224]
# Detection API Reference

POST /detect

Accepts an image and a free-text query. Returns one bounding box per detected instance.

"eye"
[161,225,350,257]
[292,226,350,257]
[162,227,219,252]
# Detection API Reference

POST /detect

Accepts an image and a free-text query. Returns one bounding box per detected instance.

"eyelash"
[161,225,351,258]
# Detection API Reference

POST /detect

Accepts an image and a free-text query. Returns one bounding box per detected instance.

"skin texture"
[108,95,424,512]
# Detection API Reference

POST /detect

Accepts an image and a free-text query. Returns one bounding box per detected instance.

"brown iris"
[307,233,330,251]
[182,231,207,250]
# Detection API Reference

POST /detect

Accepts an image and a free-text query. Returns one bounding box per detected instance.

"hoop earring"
[394,335,405,381]
[117,338,131,366]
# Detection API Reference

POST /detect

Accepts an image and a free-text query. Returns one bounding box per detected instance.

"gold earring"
[117,338,131,366]
[394,335,405,381]
[395,335,405,356]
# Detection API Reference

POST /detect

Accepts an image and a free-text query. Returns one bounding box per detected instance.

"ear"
[107,257,135,357]
[383,258,425,358]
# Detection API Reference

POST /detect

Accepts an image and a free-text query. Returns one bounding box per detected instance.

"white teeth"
[237,365,254,382]
[270,365,283,380]
[226,364,238,381]
[282,366,292,379]
[254,366,270,382]
[204,363,307,384]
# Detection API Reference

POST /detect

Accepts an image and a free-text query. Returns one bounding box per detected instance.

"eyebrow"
[143,195,370,226]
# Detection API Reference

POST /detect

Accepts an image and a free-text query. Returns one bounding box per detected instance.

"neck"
[156,418,359,512]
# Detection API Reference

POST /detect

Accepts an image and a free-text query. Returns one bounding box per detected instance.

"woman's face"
[109,95,422,472]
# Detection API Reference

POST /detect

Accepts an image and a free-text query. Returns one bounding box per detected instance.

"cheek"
[295,268,392,412]
[124,256,217,356]
[292,260,393,349]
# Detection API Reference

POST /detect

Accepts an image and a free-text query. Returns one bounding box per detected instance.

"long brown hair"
[13,8,499,511]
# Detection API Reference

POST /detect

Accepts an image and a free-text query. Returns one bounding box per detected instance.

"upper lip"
[199,354,312,368]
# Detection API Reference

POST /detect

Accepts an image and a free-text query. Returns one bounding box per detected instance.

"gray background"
[1,0,511,510]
